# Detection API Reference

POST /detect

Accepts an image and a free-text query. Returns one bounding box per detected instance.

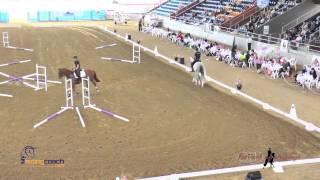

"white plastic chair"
[271,69,279,79]
[248,58,254,68]
[242,62,247,68]
[316,76,320,89]
[289,58,297,71]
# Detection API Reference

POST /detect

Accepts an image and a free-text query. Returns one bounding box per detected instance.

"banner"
[312,55,320,64]
[257,0,270,8]
[256,42,280,58]
[280,39,289,53]
[263,25,269,35]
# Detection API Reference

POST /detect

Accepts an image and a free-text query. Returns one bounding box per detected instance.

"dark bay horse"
[58,68,100,91]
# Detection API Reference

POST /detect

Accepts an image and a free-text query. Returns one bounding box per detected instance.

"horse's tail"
[94,72,100,82]
[199,64,204,76]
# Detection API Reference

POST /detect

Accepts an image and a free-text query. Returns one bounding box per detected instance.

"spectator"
[247,36,252,51]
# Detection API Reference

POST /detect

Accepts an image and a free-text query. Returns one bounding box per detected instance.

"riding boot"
[191,61,195,72]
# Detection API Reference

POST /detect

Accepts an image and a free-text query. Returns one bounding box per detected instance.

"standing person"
[247,36,252,51]
[72,56,81,80]
[138,18,142,32]
[191,48,201,72]
[231,45,237,60]
[263,148,273,168]
[269,153,275,168]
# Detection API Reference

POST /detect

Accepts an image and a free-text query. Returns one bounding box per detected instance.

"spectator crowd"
[240,0,299,33]
[142,26,320,90]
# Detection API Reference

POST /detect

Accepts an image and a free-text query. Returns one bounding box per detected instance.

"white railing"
[281,8,320,33]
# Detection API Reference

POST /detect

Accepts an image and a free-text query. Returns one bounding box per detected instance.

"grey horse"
[191,58,207,87]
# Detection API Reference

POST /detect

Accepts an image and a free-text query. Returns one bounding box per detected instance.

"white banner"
[280,39,289,53]
[263,25,269,35]
[257,0,270,8]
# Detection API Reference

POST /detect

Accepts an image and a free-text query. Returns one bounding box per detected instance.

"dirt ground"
[0,23,320,180]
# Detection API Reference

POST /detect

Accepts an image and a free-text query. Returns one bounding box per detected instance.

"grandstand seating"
[240,0,299,33]
[176,0,255,25]
[154,0,194,17]
[284,13,320,43]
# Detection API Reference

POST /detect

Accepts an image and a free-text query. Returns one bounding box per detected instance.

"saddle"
[74,69,86,79]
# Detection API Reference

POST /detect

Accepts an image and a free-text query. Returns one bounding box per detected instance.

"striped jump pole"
[89,105,129,122]
[33,78,86,129]
[0,64,61,91]
[81,77,130,122]
[33,108,69,128]
[0,72,38,89]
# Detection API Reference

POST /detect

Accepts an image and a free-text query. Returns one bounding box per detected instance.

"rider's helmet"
[73,56,80,65]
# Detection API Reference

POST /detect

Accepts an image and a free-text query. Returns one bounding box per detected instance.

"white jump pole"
[75,107,86,128]
[0,93,13,98]
[101,57,135,64]
[0,59,31,67]
[95,43,117,49]
[100,43,141,64]
[2,32,34,51]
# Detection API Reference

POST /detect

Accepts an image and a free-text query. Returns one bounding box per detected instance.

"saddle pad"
[80,70,86,78]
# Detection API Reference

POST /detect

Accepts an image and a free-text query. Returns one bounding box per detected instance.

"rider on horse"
[191,48,201,72]
[73,56,81,80]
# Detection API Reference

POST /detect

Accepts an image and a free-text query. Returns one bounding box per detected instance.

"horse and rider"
[190,48,206,87]
[58,56,100,92]
[59,49,205,90]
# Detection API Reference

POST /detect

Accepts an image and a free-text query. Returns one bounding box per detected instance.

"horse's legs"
[91,79,99,92]
[72,79,80,95]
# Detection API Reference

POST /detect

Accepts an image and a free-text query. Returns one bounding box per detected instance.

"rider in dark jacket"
[191,49,201,72]
[73,56,81,79]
